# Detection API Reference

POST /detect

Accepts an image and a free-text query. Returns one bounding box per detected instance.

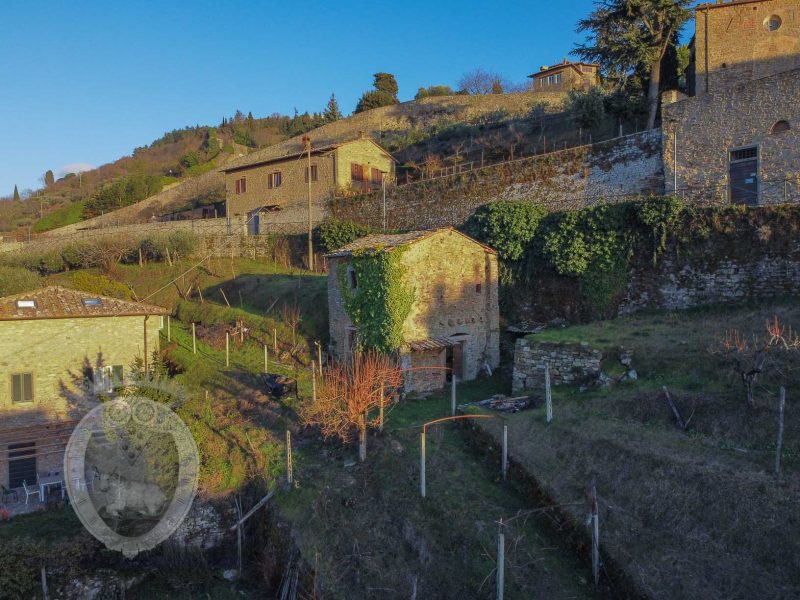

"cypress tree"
[13,185,20,202]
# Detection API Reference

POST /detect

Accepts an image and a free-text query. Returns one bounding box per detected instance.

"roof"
[325,227,497,258]
[222,136,396,173]
[0,286,170,322]
[528,59,599,79]
[404,337,455,352]
[695,0,769,11]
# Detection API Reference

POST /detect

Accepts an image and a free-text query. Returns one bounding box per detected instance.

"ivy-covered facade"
[326,228,500,393]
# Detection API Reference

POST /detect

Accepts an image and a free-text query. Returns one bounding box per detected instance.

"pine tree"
[323,93,343,122]
[13,185,20,202]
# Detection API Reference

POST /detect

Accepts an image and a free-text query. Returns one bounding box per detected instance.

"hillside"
[30,92,570,235]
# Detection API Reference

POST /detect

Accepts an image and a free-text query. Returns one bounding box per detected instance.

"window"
[235,177,246,194]
[765,15,782,31]
[11,373,33,404]
[81,298,102,306]
[348,266,358,290]
[350,163,364,182]
[15,300,36,309]
[267,171,282,189]
[371,168,383,185]
[93,365,123,393]
[730,147,758,162]
[475,283,482,294]
[771,120,791,135]
[305,164,318,183]
[8,442,36,488]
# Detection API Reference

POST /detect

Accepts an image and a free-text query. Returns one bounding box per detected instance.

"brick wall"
[512,339,602,393]
[331,131,663,230]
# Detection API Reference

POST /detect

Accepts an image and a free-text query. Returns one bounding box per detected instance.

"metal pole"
[673,130,678,194]
[286,430,293,485]
[382,175,387,231]
[264,344,268,373]
[496,520,505,600]
[379,384,385,433]
[420,431,426,498]
[451,375,457,416]
[545,364,553,424]
[776,387,786,475]
[167,315,171,342]
[591,484,600,586]
[311,365,317,403]
[306,136,314,271]
[226,332,230,367]
[316,341,323,375]
[502,425,508,480]
[192,323,196,354]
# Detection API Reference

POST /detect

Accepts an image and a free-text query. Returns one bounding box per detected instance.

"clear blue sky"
[0,0,693,196]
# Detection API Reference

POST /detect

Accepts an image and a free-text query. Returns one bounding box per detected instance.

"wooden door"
[729,148,759,205]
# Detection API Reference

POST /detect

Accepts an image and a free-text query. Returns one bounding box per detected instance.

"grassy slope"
[474,302,800,599]
[31,200,87,233]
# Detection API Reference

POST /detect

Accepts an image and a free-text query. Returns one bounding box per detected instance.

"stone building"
[692,0,800,95]
[528,59,600,93]
[221,137,395,233]
[662,0,800,205]
[0,287,167,491]
[326,228,500,393]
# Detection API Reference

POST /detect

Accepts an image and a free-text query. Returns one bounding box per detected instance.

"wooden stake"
[197,286,204,304]
[226,332,230,367]
[379,384,385,433]
[316,341,323,375]
[420,431,426,498]
[776,386,786,475]
[545,364,553,424]
[167,315,171,342]
[286,430,293,485]
[235,496,242,580]
[264,344,268,373]
[192,323,196,354]
[451,375,457,416]
[273,328,277,353]
[502,425,508,480]
[165,247,172,266]
[496,520,505,600]
[41,566,49,600]
[311,365,317,403]
[591,484,600,586]
[220,288,231,307]
[663,386,686,429]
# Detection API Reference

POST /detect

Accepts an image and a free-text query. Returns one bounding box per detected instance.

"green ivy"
[316,219,374,253]
[467,200,547,261]
[636,196,685,264]
[338,248,415,353]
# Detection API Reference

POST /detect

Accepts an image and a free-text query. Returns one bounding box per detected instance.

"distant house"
[326,228,500,393]
[528,59,600,93]
[0,287,168,491]
[221,136,396,234]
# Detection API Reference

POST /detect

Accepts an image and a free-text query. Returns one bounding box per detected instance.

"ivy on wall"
[338,247,415,353]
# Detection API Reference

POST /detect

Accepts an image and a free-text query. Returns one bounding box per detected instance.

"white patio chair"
[22,480,41,504]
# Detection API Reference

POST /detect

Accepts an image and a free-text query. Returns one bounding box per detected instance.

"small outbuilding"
[326,227,500,393]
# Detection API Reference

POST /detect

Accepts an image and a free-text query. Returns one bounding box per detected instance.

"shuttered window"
[305,164,318,182]
[267,172,282,188]
[351,163,364,181]
[11,373,33,403]
[235,177,246,194]
[371,168,383,184]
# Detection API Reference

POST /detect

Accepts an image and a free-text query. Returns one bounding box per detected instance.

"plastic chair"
[22,480,41,505]
[0,484,19,504]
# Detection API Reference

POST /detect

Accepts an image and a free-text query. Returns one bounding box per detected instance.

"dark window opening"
[267,171,282,189]
[235,177,246,194]
[348,267,358,290]
[730,147,758,162]
[351,163,364,182]
[371,168,383,184]
[771,120,791,135]
[305,164,318,182]
[11,373,33,404]
[475,283,482,294]
[8,442,37,488]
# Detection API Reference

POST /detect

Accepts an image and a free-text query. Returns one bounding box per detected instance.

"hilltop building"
[222,136,395,234]
[0,287,167,491]
[326,228,500,394]
[663,0,800,205]
[528,59,600,93]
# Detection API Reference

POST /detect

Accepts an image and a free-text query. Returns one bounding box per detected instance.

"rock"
[343,459,356,468]
[626,369,638,381]
[390,439,405,455]
[597,372,613,388]
[223,569,239,581]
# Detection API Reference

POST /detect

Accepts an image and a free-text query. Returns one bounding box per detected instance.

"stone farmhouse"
[326,228,500,393]
[0,287,167,491]
[528,59,600,93]
[663,0,800,205]
[221,136,395,234]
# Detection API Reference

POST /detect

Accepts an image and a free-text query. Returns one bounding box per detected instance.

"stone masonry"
[512,339,602,393]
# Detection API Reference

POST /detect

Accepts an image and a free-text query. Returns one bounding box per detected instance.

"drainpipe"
[703,7,709,94]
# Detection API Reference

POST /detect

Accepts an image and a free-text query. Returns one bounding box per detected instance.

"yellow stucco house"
[222,136,395,233]
[0,286,168,492]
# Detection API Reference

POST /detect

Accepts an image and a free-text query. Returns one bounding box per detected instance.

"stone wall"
[331,130,663,230]
[512,339,602,393]
[663,68,800,205]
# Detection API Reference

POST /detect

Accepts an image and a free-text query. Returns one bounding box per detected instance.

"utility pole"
[304,134,314,271]
[382,172,387,231]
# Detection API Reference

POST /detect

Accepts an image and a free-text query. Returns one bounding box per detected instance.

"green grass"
[31,199,86,232]
[0,506,83,542]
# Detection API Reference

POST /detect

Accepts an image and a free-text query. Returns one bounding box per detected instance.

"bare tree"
[300,351,404,462]
[712,316,800,407]
[458,68,510,95]
[77,236,134,274]
[281,301,302,346]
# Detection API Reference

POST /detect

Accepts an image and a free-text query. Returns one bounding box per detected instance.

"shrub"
[414,85,455,100]
[467,201,548,261]
[61,242,93,269]
[71,272,133,299]
[567,87,606,130]
[0,266,43,296]
[315,220,373,253]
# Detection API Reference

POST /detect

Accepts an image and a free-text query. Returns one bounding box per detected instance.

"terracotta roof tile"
[0,286,170,321]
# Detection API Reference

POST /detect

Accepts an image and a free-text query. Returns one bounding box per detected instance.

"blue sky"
[0,1,693,195]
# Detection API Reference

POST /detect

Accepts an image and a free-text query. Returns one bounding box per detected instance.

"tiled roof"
[222,136,395,173]
[326,227,497,257]
[529,60,599,78]
[404,337,455,352]
[0,286,170,321]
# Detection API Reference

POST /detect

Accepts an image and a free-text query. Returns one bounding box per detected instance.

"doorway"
[729,146,759,205]
[8,441,37,488]
[445,342,464,383]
